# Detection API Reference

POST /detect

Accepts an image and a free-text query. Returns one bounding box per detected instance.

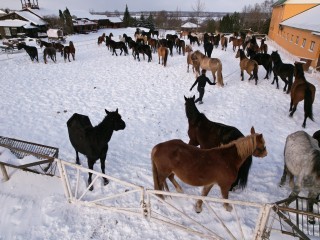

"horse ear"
[192,95,195,100]
[184,95,187,101]
[251,126,255,134]
[105,109,109,114]
[116,108,118,113]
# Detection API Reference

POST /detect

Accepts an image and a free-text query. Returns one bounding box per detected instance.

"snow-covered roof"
[280,5,320,33]
[274,0,320,6]
[106,17,122,23]
[181,22,199,28]
[0,19,29,27]
[72,19,97,26]
[0,10,7,15]
[27,8,59,18]
[16,10,47,25]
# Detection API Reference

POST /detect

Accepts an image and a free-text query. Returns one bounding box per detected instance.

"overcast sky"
[1,0,266,12]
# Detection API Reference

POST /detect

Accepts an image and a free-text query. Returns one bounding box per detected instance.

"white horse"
[280,130,320,223]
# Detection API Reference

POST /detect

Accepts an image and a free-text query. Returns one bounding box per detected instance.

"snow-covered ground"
[0,27,319,239]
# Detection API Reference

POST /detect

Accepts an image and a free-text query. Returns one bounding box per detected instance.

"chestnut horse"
[229,36,243,52]
[289,62,316,128]
[235,49,259,85]
[186,45,199,75]
[98,33,106,46]
[191,50,224,86]
[151,126,267,213]
[158,46,169,67]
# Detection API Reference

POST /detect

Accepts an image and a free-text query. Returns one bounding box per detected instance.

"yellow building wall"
[268,3,320,69]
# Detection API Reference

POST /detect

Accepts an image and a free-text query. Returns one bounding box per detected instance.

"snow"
[0,27,320,239]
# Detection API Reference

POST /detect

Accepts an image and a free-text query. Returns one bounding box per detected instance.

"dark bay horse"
[235,49,259,85]
[184,95,254,191]
[270,51,294,93]
[130,42,152,62]
[175,38,186,56]
[36,39,52,49]
[203,40,213,58]
[250,53,272,79]
[158,46,169,67]
[289,62,316,128]
[17,43,38,62]
[280,130,320,223]
[67,109,126,190]
[64,41,75,62]
[43,47,56,64]
[259,38,268,54]
[151,126,267,213]
[109,39,128,56]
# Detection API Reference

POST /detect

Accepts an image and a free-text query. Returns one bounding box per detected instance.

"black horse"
[251,53,273,79]
[188,34,200,46]
[129,41,152,62]
[184,95,253,191]
[204,41,213,58]
[67,109,126,190]
[43,47,56,64]
[17,43,38,62]
[270,51,294,93]
[109,40,128,56]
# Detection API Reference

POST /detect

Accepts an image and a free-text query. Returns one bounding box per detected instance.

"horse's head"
[105,109,126,131]
[270,51,279,61]
[294,62,305,78]
[17,43,25,50]
[235,49,242,58]
[250,127,268,158]
[184,95,200,123]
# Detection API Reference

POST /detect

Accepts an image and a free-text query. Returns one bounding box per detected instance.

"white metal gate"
[55,158,272,240]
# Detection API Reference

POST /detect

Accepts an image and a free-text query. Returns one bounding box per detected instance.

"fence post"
[0,164,9,181]
[253,204,272,240]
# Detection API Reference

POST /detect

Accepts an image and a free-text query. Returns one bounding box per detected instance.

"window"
[295,36,299,45]
[302,38,306,48]
[290,35,294,42]
[286,33,289,40]
[4,27,11,36]
[11,28,17,36]
[310,41,315,51]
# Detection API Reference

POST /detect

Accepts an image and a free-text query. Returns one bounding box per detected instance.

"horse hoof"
[224,203,233,212]
[308,217,316,225]
[104,178,109,185]
[89,186,94,191]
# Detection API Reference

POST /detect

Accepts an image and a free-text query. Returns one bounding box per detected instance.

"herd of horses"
[15,29,318,216]
[17,39,76,64]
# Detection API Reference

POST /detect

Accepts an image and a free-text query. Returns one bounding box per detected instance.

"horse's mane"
[294,63,305,80]
[221,134,257,160]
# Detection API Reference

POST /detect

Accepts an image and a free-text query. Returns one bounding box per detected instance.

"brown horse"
[259,38,268,54]
[191,50,224,86]
[64,41,75,62]
[158,46,169,67]
[98,33,106,46]
[185,45,199,76]
[151,126,267,213]
[235,49,259,85]
[229,36,243,52]
[220,34,228,51]
[289,62,316,128]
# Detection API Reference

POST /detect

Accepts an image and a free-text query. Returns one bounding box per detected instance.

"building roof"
[280,5,320,32]
[273,0,320,6]
[106,17,122,23]
[181,22,199,28]
[27,8,59,18]
[72,19,97,26]
[16,10,47,25]
[0,10,7,15]
[0,19,29,27]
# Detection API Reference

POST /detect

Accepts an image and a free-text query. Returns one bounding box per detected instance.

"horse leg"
[211,71,216,84]
[195,184,214,213]
[279,164,288,187]
[307,191,318,224]
[75,151,81,165]
[289,103,297,117]
[100,154,109,186]
[240,69,244,81]
[220,184,233,211]
[167,174,184,193]
[87,159,95,191]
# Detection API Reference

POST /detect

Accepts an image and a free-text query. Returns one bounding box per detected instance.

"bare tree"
[192,0,205,29]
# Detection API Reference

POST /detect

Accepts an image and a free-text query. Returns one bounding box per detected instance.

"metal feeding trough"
[0,136,59,180]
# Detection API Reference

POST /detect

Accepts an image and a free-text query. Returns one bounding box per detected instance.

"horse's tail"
[164,48,169,67]
[43,50,47,64]
[231,155,253,191]
[217,60,224,86]
[304,84,314,121]
[267,57,273,77]
[151,147,163,196]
